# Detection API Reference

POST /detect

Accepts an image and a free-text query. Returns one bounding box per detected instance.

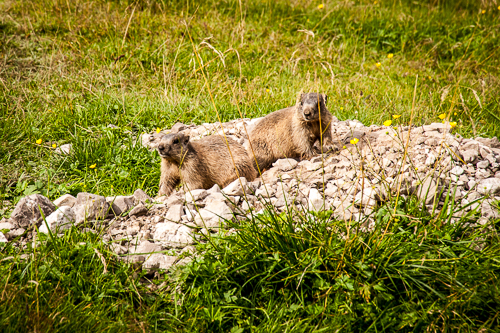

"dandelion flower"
[156,127,161,133]
[266,88,270,93]
[415,167,418,171]
[318,4,324,9]
[89,164,96,169]
[383,120,392,126]
[340,107,343,110]
[52,143,57,148]
[36,139,42,145]
[392,114,401,119]
[376,62,381,68]
[450,122,457,128]
[350,138,359,145]
[438,113,446,120]
[481,10,486,14]
[454,112,457,115]
[388,53,394,59]
[498,5,500,10]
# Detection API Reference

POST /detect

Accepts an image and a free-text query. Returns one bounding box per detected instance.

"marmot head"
[157,132,190,163]
[297,93,328,121]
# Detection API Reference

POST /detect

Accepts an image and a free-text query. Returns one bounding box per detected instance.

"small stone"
[170,122,187,133]
[165,205,184,222]
[133,189,152,205]
[205,192,228,205]
[74,192,109,224]
[143,253,178,271]
[354,188,377,207]
[54,143,72,155]
[0,232,7,243]
[130,240,162,254]
[111,243,128,255]
[450,166,464,176]
[107,195,134,216]
[477,178,500,195]
[272,158,298,172]
[481,199,499,220]
[6,228,25,240]
[185,189,208,203]
[10,194,56,228]
[194,201,233,228]
[0,221,14,231]
[468,180,477,190]
[53,194,77,208]
[417,178,439,205]
[166,194,183,206]
[476,160,489,169]
[222,177,249,196]
[207,184,221,194]
[128,204,148,217]
[39,206,75,234]
[462,150,478,163]
[308,188,324,211]
[153,222,194,247]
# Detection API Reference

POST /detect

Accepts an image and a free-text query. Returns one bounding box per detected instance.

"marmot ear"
[322,94,328,105]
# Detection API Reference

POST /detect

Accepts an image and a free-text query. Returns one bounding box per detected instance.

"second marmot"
[247,92,336,171]
[157,132,257,197]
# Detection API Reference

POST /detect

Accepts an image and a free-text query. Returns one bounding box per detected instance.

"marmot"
[157,132,257,196]
[247,92,336,171]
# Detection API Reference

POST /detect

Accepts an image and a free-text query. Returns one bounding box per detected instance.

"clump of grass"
[176,197,500,331]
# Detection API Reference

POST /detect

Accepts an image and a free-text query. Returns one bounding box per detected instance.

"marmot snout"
[297,93,327,122]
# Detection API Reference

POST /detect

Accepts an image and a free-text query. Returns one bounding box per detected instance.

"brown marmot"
[247,92,336,171]
[157,132,258,196]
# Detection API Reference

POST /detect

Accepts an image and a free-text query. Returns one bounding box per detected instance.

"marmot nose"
[158,144,164,151]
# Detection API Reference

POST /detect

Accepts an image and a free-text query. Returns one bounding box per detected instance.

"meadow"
[1,0,500,331]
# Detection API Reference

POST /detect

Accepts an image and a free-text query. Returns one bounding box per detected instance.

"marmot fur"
[157,132,257,196]
[247,92,335,171]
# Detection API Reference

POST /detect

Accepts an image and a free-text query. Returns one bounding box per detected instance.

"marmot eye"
[173,139,179,144]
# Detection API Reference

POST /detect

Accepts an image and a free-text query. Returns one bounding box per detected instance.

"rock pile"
[2,117,500,273]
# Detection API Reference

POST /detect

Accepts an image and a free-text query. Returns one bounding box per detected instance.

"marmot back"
[247,92,335,171]
[157,132,257,196]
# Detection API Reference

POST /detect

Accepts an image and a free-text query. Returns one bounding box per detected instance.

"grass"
[1,0,500,331]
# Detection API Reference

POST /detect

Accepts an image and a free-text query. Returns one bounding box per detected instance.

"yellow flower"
[498,5,500,10]
[393,126,397,130]
[387,53,394,59]
[376,62,381,67]
[89,164,96,169]
[350,138,359,145]
[392,114,401,119]
[156,127,161,133]
[383,120,392,126]
[340,107,343,110]
[374,1,378,3]
[318,4,324,9]
[36,139,42,145]
[450,122,457,128]
[415,167,418,171]
[343,145,346,149]
[454,112,457,115]
[52,143,57,148]
[266,88,270,92]
[481,9,486,14]
[438,113,446,120]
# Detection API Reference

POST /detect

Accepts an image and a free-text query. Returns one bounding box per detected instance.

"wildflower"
[52,143,57,148]
[340,107,343,110]
[376,62,381,68]
[386,131,389,134]
[454,112,457,115]
[318,4,324,9]
[343,145,346,149]
[36,139,42,145]
[266,88,270,93]
[374,1,378,3]
[498,5,500,10]
[89,164,96,169]
[383,120,392,126]
[450,122,457,128]
[481,10,486,14]
[438,113,446,120]
[388,53,394,59]
[392,114,401,119]
[156,127,161,133]
[393,126,397,130]
[415,167,418,171]
[350,138,359,145]
[394,134,397,136]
